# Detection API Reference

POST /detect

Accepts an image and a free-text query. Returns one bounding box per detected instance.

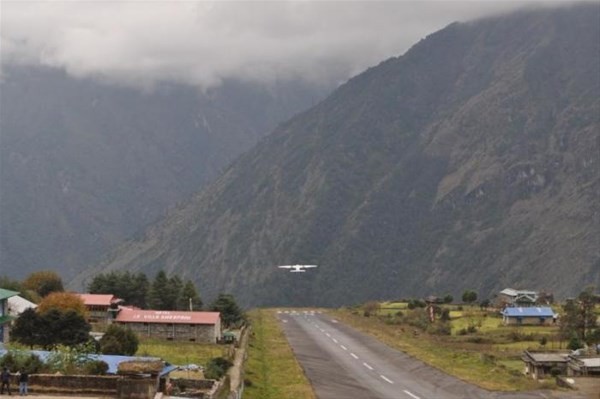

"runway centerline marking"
[380,375,394,384]
[332,338,338,343]
[340,345,347,351]
[403,389,421,399]
[350,353,359,359]
[363,362,373,370]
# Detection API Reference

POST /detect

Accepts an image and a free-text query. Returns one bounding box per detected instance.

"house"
[497,288,539,307]
[0,288,19,344]
[522,351,569,379]
[114,308,221,343]
[7,295,37,316]
[567,356,600,377]
[76,293,123,323]
[502,307,556,326]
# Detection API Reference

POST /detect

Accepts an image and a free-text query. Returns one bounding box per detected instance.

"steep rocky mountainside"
[75,4,600,306]
[0,66,328,278]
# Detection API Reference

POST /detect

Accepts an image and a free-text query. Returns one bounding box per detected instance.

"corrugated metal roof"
[76,293,120,307]
[580,357,600,368]
[0,288,19,301]
[503,307,555,317]
[526,352,568,362]
[0,349,176,375]
[7,296,37,315]
[500,288,538,297]
[116,309,220,325]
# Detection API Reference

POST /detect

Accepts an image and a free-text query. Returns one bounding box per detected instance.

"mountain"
[74,4,600,307]
[0,66,329,278]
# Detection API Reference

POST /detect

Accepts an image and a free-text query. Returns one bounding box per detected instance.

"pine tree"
[148,271,169,310]
[180,280,202,311]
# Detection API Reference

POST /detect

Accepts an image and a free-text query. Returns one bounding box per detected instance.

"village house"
[522,351,569,379]
[7,295,37,316]
[502,306,556,326]
[496,288,539,308]
[0,288,19,344]
[76,293,123,323]
[115,308,221,343]
[567,355,600,377]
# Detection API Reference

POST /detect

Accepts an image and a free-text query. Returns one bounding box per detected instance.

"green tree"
[179,280,202,311]
[89,271,149,308]
[165,276,183,310]
[11,308,90,350]
[10,308,44,348]
[560,286,598,343]
[130,273,150,308]
[203,357,233,379]
[22,270,64,297]
[55,310,91,347]
[100,325,139,356]
[443,294,453,304]
[148,271,169,310]
[462,290,478,305]
[210,294,245,328]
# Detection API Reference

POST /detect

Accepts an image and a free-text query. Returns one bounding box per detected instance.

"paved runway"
[278,310,587,399]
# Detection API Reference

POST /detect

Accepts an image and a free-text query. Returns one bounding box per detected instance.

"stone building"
[522,351,569,379]
[502,307,556,326]
[76,293,123,323]
[115,308,221,343]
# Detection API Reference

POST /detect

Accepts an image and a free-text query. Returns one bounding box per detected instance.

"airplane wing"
[302,265,318,268]
[278,265,293,269]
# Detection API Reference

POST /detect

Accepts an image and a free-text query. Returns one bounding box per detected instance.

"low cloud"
[0,0,575,89]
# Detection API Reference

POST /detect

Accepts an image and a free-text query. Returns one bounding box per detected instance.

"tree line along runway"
[277,310,587,399]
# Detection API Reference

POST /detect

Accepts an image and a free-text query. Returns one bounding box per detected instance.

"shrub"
[428,322,451,336]
[550,367,562,377]
[204,357,233,380]
[84,360,109,375]
[0,352,44,374]
[100,325,139,355]
[440,309,451,322]
[567,335,583,351]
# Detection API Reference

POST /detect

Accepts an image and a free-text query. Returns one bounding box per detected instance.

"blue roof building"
[502,307,556,326]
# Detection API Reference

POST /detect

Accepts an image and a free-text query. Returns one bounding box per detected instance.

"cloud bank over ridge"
[1,1,574,89]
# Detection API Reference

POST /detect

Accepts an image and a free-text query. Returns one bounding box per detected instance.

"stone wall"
[25,374,157,398]
[30,374,119,391]
[118,322,217,343]
[117,377,157,399]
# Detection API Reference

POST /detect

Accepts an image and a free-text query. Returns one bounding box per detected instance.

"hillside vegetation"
[1,66,327,279]
[76,4,600,306]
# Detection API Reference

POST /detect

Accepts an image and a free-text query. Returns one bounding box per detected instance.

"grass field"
[329,306,560,392]
[243,309,315,399]
[136,338,225,366]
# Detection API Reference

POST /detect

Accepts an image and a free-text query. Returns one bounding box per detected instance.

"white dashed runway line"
[306,314,400,388]
[403,389,421,399]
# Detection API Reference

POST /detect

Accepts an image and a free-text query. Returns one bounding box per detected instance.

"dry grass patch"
[244,309,315,399]
[136,338,224,366]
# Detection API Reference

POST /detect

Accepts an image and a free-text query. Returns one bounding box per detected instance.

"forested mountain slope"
[1,66,327,278]
[75,4,600,306]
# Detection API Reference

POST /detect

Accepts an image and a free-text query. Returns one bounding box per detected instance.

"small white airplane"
[277,264,318,273]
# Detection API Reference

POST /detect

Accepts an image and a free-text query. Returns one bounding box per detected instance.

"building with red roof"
[115,308,221,343]
[76,293,123,323]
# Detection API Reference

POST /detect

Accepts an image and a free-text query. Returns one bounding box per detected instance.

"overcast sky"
[0,0,579,90]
